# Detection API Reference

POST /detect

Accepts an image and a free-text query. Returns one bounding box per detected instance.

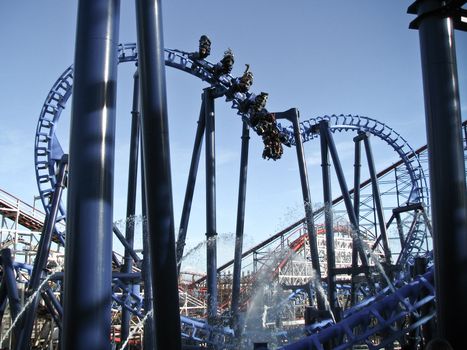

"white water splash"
[0,272,56,346]
[120,309,153,350]
[114,214,147,231]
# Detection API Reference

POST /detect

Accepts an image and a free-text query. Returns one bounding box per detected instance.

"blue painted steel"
[179,316,235,348]
[409,1,467,347]
[31,36,436,350]
[280,268,435,350]
[204,88,218,323]
[1,250,21,320]
[62,0,120,349]
[35,50,428,242]
[44,285,63,319]
[176,102,206,269]
[231,121,250,328]
[135,0,181,347]
[140,137,155,350]
[16,155,68,350]
[120,71,140,344]
[0,279,7,324]
[362,135,392,265]
[319,121,337,314]
[40,291,62,331]
[1,249,21,343]
[277,114,429,206]
[288,108,325,311]
[351,136,362,306]
[321,121,374,289]
[112,225,141,264]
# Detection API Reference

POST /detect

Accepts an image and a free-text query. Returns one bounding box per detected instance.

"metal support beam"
[0,280,7,325]
[362,135,392,266]
[40,291,62,330]
[17,155,68,350]
[1,249,21,330]
[112,225,141,264]
[291,109,325,311]
[204,88,218,323]
[120,71,140,345]
[321,122,374,289]
[350,135,362,306]
[140,144,154,350]
[44,286,63,319]
[135,0,181,348]
[409,0,467,346]
[63,1,120,348]
[176,101,206,270]
[231,121,250,328]
[395,213,405,249]
[319,122,337,313]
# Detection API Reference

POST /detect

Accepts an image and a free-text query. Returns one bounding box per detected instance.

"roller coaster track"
[35,43,427,240]
[279,268,435,349]
[31,43,446,349]
[0,189,45,233]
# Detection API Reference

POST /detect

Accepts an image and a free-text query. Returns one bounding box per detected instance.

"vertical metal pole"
[40,291,62,331]
[63,1,120,348]
[44,286,63,319]
[17,156,68,350]
[0,281,7,325]
[204,88,218,323]
[120,72,140,346]
[1,249,21,322]
[1,249,21,347]
[291,109,325,311]
[394,167,401,208]
[231,121,250,327]
[176,101,206,269]
[363,135,392,265]
[140,142,154,350]
[322,122,374,288]
[410,1,467,346]
[395,213,405,248]
[351,136,362,305]
[319,122,337,313]
[135,0,181,348]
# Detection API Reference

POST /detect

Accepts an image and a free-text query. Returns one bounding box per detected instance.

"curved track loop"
[278,114,429,206]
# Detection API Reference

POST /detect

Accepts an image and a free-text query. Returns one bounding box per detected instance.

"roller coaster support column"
[351,134,362,306]
[17,155,68,350]
[281,109,325,311]
[141,146,155,350]
[176,101,206,271]
[136,0,181,347]
[409,1,467,347]
[231,121,250,328]
[319,122,338,314]
[362,134,392,266]
[0,249,21,344]
[321,122,374,289]
[204,88,219,323]
[63,0,120,349]
[0,282,7,326]
[120,71,140,347]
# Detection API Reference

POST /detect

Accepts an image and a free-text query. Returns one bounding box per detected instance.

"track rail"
[35,43,427,239]
[280,268,435,349]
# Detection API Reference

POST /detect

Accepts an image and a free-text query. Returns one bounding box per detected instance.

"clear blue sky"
[0,1,466,271]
